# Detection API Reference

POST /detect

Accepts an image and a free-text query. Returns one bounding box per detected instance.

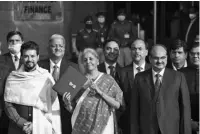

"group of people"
[0,28,198,134]
[75,9,137,68]
[74,6,199,69]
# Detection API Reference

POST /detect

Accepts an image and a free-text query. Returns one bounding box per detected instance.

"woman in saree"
[63,48,124,134]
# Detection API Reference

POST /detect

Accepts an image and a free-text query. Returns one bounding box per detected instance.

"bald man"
[120,38,151,134]
[132,44,191,134]
[38,34,78,134]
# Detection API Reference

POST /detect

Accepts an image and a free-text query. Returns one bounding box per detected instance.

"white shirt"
[152,68,165,84]
[172,60,187,71]
[10,52,21,62]
[133,62,146,78]
[104,62,117,75]
[50,59,62,74]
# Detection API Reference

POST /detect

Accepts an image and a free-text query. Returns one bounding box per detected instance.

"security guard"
[108,9,137,67]
[94,11,109,47]
[94,11,109,63]
[76,15,98,52]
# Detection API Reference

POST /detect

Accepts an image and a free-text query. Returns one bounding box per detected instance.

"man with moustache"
[121,38,151,134]
[4,41,61,134]
[133,44,191,134]
[167,39,188,71]
[3,31,24,70]
[180,42,199,134]
[98,39,125,134]
[39,34,78,134]
[98,39,122,86]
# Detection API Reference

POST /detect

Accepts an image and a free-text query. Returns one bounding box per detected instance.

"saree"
[4,65,61,134]
[72,73,123,134]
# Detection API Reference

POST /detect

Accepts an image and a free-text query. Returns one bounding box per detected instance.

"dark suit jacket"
[98,62,122,88]
[180,66,199,122]
[2,53,22,71]
[0,64,11,114]
[133,68,191,134]
[120,62,151,134]
[0,64,11,134]
[121,63,151,105]
[38,57,78,134]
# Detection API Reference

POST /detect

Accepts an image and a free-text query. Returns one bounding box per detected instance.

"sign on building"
[14,1,63,21]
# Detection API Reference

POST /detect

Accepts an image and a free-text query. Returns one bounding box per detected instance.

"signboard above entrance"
[14,1,63,21]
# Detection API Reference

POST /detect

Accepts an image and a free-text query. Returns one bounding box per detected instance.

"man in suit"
[98,39,122,86]
[1,31,24,134]
[133,44,191,134]
[3,31,24,71]
[121,38,151,134]
[0,63,11,134]
[38,34,78,134]
[167,39,188,71]
[180,42,199,134]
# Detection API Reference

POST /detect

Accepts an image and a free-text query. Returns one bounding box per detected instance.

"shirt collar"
[152,68,165,78]
[172,60,187,70]
[104,62,117,69]
[50,59,62,69]
[10,52,21,59]
[133,62,146,70]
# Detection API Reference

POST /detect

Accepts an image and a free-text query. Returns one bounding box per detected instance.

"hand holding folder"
[53,66,88,101]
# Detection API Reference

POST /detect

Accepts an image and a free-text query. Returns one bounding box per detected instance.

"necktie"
[14,55,19,70]
[136,66,142,73]
[153,74,162,133]
[155,74,161,93]
[108,66,115,77]
[52,65,59,82]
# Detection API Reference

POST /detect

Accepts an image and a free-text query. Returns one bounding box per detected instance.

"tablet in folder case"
[53,66,87,101]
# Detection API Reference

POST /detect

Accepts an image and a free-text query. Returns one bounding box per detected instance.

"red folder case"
[53,66,87,101]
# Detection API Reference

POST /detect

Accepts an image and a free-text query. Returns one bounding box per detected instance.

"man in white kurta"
[4,41,61,134]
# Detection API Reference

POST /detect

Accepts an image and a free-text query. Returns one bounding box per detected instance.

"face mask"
[117,15,126,21]
[8,43,22,54]
[85,24,92,29]
[97,17,105,23]
[189,14,196,20]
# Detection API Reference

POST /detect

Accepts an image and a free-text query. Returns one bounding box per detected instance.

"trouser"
[0,111,9,134]
[117,47,132,67]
